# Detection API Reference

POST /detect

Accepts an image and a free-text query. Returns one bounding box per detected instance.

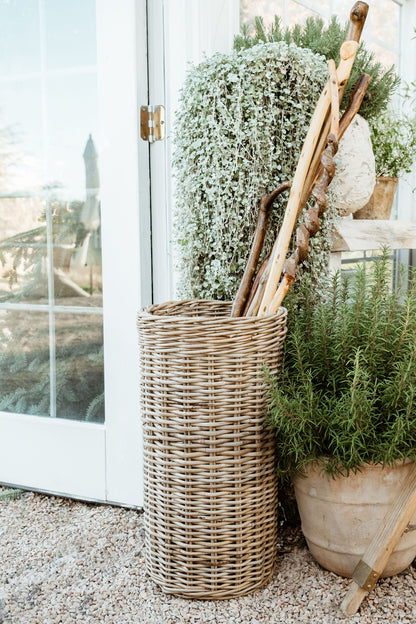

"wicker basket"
[137,300,287,599]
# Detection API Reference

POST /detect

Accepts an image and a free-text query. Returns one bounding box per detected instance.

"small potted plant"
[265,250,416,578]
[353,103,416,219]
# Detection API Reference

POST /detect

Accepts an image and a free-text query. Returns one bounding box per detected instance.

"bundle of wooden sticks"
[231,1,371,318]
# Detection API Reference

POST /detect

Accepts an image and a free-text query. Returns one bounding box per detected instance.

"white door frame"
[98,0,151,507]
[0,0,239,507]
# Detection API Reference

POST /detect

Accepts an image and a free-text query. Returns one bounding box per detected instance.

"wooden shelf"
[332,219,416,252]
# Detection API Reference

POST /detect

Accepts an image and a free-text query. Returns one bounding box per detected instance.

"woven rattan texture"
[137,300,287,599]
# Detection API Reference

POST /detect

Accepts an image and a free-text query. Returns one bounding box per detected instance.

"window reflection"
[0,0,104,423]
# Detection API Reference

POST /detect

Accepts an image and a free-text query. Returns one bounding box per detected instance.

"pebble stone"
[0,489,415,624]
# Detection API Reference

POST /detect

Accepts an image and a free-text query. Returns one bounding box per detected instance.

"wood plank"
[340,463,416,616]
[332,220,416,252]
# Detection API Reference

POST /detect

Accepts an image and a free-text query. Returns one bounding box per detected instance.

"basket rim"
[138,299,287,322]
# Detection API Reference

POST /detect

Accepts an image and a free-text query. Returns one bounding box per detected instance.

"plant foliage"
[266,250,416,479]
[174,42,336,301]
[234,15,399,121]
[370,105,416,178]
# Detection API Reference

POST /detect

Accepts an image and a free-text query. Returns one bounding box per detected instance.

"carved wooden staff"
[300,1,369,212]
[253,3,368,318]
[267,61,340,313]
[243,72,371,317]
[255,39,359,317]
[232,2,369,318]
[266,71,371,314]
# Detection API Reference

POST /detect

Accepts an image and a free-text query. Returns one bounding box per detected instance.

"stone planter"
[353,176,398,220]
[293,459,416,578]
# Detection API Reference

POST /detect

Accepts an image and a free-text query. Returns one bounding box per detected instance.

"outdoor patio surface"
[0,489,415,624]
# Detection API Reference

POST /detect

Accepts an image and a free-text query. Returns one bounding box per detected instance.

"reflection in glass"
[0,0,104,423]
[0,310,50,416]
[45,0,97,70]
[0,197,48,303]
[52,137,102,304]
[54,313,104,423]
[0,0,41,76]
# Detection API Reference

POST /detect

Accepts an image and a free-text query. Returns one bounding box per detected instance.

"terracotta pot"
[353,176,398,220]
[293,459,416,578]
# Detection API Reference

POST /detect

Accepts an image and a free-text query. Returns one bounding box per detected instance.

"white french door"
[0,0,150,506]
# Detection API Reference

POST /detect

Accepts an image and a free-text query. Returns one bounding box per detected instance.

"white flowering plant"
[173,42,337,301]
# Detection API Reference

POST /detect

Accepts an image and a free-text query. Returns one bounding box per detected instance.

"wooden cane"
[230,182,291,317]
[244,73,370,317]
[256,39,359,317]
[300,1,369,212]
[267,59,340,314]
[242,255,269,315]
[235,3,369,318]
[266,72,371,314]
[257,2,369,319]
[303,72,372,215]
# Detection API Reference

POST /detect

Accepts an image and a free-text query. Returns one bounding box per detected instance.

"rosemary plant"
[266,250,416,479]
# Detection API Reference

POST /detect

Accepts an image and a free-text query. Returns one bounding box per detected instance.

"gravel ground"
[0,490,415,624]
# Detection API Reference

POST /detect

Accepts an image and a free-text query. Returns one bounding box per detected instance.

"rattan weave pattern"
[137,300,287,599]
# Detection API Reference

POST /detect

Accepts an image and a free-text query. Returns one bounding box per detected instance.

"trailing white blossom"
[173,42,337,301]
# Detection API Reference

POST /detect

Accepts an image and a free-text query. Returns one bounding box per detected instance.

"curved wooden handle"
[347,2,369,43]
[230,182,291,317]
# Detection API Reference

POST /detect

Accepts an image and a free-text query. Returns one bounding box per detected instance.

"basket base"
[146,563,276,600]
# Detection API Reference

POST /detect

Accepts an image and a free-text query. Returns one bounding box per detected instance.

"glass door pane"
[0,0,104,422]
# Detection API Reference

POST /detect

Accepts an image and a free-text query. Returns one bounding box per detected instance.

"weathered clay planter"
[353,176,398,220]
[293,459,416,578]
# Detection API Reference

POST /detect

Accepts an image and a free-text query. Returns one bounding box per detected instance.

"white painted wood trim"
[96,0,149,507]
[332,219,416,252]
[147,0,171,303]
[0,413,106,500]
[148,0,240,303]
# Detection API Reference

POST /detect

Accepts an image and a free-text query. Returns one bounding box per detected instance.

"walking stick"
[232,3,369,318]
[266,72,371,314]
[230,182,291,317]
[241,71,370,318]
[256,39,359,317]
